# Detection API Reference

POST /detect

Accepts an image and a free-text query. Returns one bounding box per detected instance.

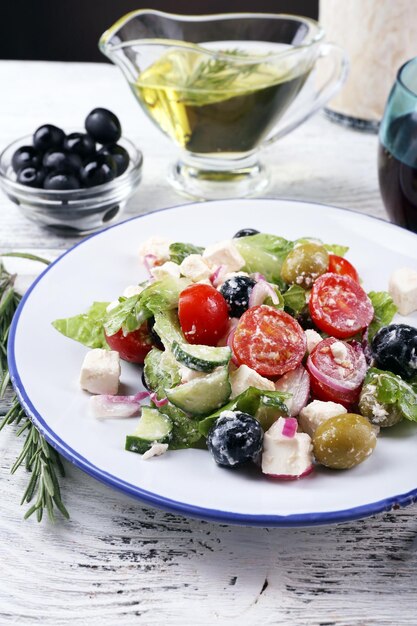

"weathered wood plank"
[0,61,415,626]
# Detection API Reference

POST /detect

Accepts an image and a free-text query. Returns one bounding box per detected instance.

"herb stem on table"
[0,255,69,522]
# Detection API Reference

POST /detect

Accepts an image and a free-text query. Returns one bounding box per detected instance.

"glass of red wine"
[378,57,417,233]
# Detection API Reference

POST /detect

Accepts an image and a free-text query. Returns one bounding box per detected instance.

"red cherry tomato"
[309,273,373,339]
[178,284,229,346]
[232,305,306,377]
[328,254,359,282]
[306,337,367,408]
[105,322,153,363]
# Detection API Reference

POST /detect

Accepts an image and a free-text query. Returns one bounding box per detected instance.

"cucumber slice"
[172,341,231,372]
[143,347,180,393]
[166,366,231,416]
[125,407,172,454]
[153,310,185,349]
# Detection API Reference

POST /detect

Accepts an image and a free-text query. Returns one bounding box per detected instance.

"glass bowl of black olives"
[0,108,143,234]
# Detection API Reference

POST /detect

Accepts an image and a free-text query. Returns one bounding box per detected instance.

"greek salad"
[53,228,417,479]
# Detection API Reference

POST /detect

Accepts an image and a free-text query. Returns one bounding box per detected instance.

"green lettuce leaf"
[363,367,417,422]
[323,243,349,257]
[367,291,398,342]
[169,242,204,264]
[52,302,109,348]
[234,233,294,287]
[282,284,307,316]
[161,401,204,449]
[104,276,191,336]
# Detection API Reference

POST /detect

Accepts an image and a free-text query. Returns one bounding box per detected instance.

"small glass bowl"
[0,134,143,234]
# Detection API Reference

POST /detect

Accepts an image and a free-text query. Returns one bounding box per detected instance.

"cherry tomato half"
[105,322,154,364]
[309,273,374,339]
[328,254,359,282]
[178,283,229,346]
[306,337,367,407]
[232,305,306,377]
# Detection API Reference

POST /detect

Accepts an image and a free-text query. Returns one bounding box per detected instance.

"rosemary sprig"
[185,49,258,91]
[0,256,69,522]
[181,48,264,106]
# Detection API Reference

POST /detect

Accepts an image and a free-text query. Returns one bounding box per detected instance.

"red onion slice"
[281,417,298,438]
[306,341,367,393]
[150,392,169,408]
[275,365,310,416]
[249,280,280,308]
[217,317,239,347]
[210,265,225,287]
[90,391,149,419]
[143,254,157,278]
[252,272,266,282]
[226,328,239,365]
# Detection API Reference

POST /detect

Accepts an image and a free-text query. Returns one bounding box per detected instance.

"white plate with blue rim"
[8,199,417,526]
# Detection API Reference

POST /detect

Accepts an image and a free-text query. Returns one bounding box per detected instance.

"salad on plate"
[52,227,417,479]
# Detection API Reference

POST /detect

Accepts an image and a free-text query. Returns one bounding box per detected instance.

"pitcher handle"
[261,43,349,147]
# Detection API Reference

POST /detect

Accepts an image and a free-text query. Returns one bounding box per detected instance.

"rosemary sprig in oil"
[0,256,69,522]
[180,48,263,106]
[184,49,259,91]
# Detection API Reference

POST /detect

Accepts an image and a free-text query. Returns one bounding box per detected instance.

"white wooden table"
[1,61,416,626]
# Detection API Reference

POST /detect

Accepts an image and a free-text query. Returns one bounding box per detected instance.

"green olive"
[281,243,329,288]
[313,413,377,470]
[359,384,403,428]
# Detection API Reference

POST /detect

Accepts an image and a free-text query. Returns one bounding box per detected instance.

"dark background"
[1,1,318,62]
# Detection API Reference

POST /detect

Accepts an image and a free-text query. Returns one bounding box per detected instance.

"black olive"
[80,154,116,187]
[147,317,164,351]
[233,228,260,238]
[371,323,417,380]
[12,145,40,173]
[33,124,65,152]
[85,108,122,144]
[64,132,96,159]
[16,166,45,188]
[207,411,263,467]
[43,172,81,190]
[220,276,256,317]
[98,144,129,176]
[141,369,150,391]
[42,150,82,172]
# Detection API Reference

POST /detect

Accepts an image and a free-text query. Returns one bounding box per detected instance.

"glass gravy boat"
[100,11,347,200]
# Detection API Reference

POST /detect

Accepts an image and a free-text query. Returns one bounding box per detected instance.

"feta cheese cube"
[151,261,181,281]
[142,442,169,460]
[180,254,211,282]
[305,329,322,354]
[138,236,171,266]
[79,349,120,395]
[179,364,209,384]
[123,284,144,298]
[330,340,350,365]
[388,267,417,315]
[230,364,275,398]
[203,240,245,273]
[262,417,313,477]
[107,285,143,313]
[298,400,347,437]
[222,271,250,282]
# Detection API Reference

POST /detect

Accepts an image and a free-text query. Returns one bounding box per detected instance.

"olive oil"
[131,46,310,155]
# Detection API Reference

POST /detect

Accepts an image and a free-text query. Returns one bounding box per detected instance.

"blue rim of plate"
[7,198,417,527]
